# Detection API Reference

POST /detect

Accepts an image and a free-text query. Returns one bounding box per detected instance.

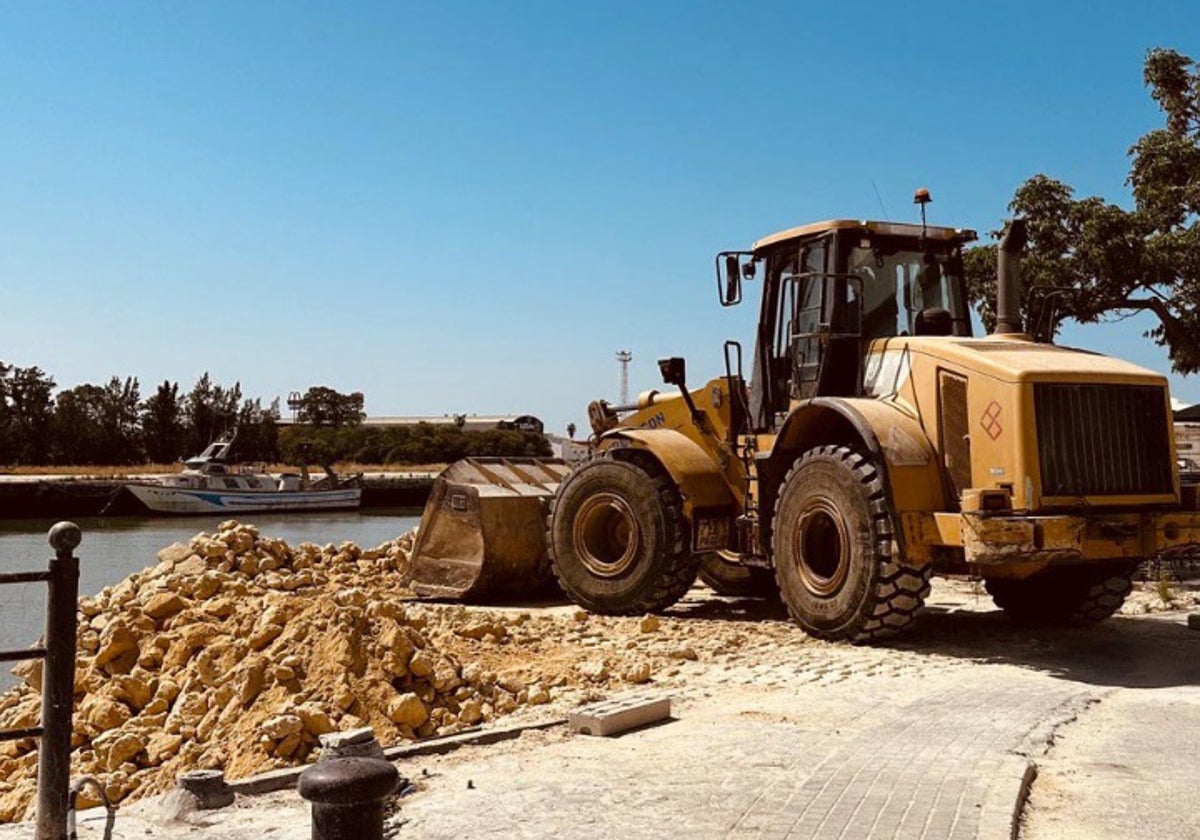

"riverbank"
[0,472,435,519]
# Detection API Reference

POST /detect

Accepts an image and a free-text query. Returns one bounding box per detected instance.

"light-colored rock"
[111,674,154,711]
[94,621,139,671]
[105,733,145,771]
[260,714,303,740]
[386,693,428,728]
[84,697,132,733]
[248,622,283,650]
[143,592,187,620]
[11,658,41,693]
[578,660,610,681]
[409,650,435,678]
[458,698,483,726]
[622,661,653,684]
[296,704,335,736]
[156,543,193,566]
[175,555,209,576]
[193,572,222,600]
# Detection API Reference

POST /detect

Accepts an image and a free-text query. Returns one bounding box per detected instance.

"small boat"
[123,434,362,515]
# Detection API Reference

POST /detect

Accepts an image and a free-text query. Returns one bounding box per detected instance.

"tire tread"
[546,458,701,615]
[773,445,930,643]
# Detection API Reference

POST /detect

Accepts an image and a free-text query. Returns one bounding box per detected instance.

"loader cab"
[739,220,976,432]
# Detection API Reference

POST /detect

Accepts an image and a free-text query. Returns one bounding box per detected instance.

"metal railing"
[0,522,81,840]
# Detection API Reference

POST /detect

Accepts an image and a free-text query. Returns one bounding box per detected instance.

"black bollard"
[297,757,400,840]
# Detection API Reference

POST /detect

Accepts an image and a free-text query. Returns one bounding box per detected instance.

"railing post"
[35,522,81,840]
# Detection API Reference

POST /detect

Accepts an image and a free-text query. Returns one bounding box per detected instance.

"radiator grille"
[939,372,971,501]
[1034,383,1173,497]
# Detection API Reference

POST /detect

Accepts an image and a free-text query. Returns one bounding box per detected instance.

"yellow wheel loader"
[410,191,1200,641]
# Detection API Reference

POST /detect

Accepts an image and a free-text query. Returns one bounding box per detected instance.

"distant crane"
[616,350,632,405]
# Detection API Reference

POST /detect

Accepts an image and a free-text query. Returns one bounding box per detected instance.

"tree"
[964,48,1200,373]
[51,377,142,464]
[141,380,186,462]
[233,397,281,463]
[295,386,365,428]
[0,364,56,464]
[184,373,242,453]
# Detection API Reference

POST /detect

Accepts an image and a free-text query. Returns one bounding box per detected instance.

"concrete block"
[568,693,671,737]
[319,726,384,760]
[319,726,376,749]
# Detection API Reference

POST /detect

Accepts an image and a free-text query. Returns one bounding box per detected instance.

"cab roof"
[752,219,977,254]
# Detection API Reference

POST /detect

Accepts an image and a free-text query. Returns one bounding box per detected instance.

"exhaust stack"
[994,218,1028,335]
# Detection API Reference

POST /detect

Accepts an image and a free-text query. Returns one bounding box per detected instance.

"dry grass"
[0,464,184,477]
[335,462,447,474]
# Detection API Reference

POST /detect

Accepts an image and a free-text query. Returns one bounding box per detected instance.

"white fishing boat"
[123,435,362,515]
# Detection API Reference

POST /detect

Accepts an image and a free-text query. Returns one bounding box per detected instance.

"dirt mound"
[0,521,556,822]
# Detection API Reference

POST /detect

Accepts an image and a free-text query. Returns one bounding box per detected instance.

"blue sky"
[2,1,1198,434]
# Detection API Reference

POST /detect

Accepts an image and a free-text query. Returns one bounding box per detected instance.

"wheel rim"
[573,492,640,578]
[792,498,850,597]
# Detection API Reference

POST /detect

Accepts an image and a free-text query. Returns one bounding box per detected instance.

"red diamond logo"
[980,401,1003,440]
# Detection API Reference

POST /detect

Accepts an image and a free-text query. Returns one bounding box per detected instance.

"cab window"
[849,244,970,339]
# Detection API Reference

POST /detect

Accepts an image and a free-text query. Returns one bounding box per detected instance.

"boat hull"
[124,484,362,515]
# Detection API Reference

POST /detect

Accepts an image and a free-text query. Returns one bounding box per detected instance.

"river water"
[0,509,421,689]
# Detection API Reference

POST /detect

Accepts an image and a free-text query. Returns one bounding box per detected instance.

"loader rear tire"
[772,445,930,643]
[984,562,1138,625]
[699,552,779,599]
[547,459,700,615]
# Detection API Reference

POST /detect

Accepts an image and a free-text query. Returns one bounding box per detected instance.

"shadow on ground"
[667,588,1200,686]
[668,590,1200,690]
[890,607,1200,689]
[667,594,791,623]
[422,583,1199,690]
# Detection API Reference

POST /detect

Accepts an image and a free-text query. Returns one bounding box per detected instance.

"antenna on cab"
[914,187,932,247]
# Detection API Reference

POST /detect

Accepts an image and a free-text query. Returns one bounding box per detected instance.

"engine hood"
[866,334,1168,388]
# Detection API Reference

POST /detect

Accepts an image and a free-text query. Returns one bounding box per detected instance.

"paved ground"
[12,582,1200,839]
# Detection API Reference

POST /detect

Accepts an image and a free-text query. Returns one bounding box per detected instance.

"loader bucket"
[408,457,573,601]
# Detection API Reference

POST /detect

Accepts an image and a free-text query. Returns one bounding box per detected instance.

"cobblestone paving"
[724,681,1088,840]
[402,659,1092,840]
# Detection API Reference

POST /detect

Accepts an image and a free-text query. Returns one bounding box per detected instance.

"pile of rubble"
[0,521,556,822]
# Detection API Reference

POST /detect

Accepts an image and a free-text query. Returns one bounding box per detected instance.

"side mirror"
[658,357,687,387]
[716,252,754,306]
[723,255,741,305]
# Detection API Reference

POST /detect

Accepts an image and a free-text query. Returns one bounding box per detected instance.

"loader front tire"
[772,446,930,643]
[984,562,1138,625]
[548,459,700,615]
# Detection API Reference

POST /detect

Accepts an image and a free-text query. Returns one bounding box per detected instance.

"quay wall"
[0,473,435,519]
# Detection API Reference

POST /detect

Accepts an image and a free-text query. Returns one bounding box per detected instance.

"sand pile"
[0,521,553,822]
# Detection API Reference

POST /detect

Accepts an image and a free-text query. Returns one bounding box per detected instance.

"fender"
[768,397,948,560]
[601,428,737,519]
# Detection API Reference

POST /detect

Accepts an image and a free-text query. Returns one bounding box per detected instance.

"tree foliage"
[0,365,291,466]
[964,48,1200,373]
[51,377,142,465]
[295,386,365,428]
[233,398,281,463]
[184,373,242,454]
[141,380,186,463]
[0,361,538,467]
[279,423,550,466]
[0,365,56,464]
